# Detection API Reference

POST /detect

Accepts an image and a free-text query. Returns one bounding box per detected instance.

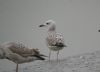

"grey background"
[0,0,100,70]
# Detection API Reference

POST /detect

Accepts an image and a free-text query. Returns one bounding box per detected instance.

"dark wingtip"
[40,54,48,57]
[39,56,45,60]
[34,54,45,60]
[41,57,45,60]
[54,43,67,47]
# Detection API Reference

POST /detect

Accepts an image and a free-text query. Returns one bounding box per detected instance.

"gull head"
[39,20,55,27]
[39,20,56,31]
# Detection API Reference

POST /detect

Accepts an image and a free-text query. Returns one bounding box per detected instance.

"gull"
[0,42,46,72]
[39,20,67,62]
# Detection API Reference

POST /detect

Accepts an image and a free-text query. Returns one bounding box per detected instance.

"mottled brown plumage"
[0,42,46,72]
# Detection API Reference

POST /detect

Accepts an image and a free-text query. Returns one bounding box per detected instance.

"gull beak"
[39,24,45,27]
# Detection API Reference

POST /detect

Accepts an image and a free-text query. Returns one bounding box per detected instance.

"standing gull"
[39,20,67,62]
[0,42,46,72]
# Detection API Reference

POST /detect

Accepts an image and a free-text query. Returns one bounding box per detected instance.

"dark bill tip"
[39,24,45,27]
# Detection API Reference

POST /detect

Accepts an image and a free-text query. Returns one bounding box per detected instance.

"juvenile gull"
[39,20,67,62]
[0,42,46,72]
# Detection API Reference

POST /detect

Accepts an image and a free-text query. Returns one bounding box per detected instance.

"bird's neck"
[48,24,56,32]
[47,30,56,37]
[47,24,56,37]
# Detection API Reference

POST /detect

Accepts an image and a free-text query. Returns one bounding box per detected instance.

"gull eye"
[46,22,50,25]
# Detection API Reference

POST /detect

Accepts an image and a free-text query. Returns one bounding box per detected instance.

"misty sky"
[0,0,100,61]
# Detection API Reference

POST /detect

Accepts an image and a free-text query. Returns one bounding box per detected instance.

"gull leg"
[57,50,59,62]
[49,50,51,62]
[16,64,18,72]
